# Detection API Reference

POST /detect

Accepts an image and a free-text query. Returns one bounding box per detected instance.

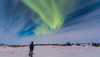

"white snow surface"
[0,46,100,57]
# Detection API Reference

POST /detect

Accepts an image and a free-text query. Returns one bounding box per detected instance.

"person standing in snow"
[29,42,34,57]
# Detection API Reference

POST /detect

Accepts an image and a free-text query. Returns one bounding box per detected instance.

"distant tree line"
[65,42,100,47]
[92,42,100,47]
[65,42,81,46]
[0,43,5,46]
[0,42,100,47]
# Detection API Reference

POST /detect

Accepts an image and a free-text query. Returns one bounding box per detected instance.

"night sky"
[0,0,100,44]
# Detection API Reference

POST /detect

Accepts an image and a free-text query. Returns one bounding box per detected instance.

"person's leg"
[30,53,33,57]
[29,50,31,56]
[30,50,33,57]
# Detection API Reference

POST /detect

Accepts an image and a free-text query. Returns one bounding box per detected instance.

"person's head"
[31,41,34,44]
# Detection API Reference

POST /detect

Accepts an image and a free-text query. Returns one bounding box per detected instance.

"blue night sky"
[0,0,100,44]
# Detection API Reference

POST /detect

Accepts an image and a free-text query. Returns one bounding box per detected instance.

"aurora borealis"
[22,0,77,35]
[0,0,100,44]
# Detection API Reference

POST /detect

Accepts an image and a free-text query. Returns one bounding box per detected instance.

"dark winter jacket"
[29,43,34,51]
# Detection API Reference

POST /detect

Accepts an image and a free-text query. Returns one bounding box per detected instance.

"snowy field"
[0,46,100,57]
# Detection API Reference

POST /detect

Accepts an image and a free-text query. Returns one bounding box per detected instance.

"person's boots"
[31,54,33,57]
[29,53,30,56]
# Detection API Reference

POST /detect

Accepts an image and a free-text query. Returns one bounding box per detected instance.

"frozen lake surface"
[0,46,100,57]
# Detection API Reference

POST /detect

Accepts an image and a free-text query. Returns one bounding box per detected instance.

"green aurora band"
[22,0,78,35]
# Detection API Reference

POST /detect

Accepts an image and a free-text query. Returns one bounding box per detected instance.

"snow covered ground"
[0,46,100,57]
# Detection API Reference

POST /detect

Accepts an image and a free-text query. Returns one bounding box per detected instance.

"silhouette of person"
[29,42,34,57]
